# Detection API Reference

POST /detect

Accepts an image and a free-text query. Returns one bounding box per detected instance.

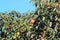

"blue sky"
[0,0,35,13]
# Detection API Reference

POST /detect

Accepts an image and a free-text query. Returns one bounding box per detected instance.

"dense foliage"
[0,0,60,40]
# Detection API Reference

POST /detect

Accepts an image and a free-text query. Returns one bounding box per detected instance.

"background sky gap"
[0,0,35,13]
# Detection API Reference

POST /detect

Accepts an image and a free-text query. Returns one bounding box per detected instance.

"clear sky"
[0,0,35,13]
